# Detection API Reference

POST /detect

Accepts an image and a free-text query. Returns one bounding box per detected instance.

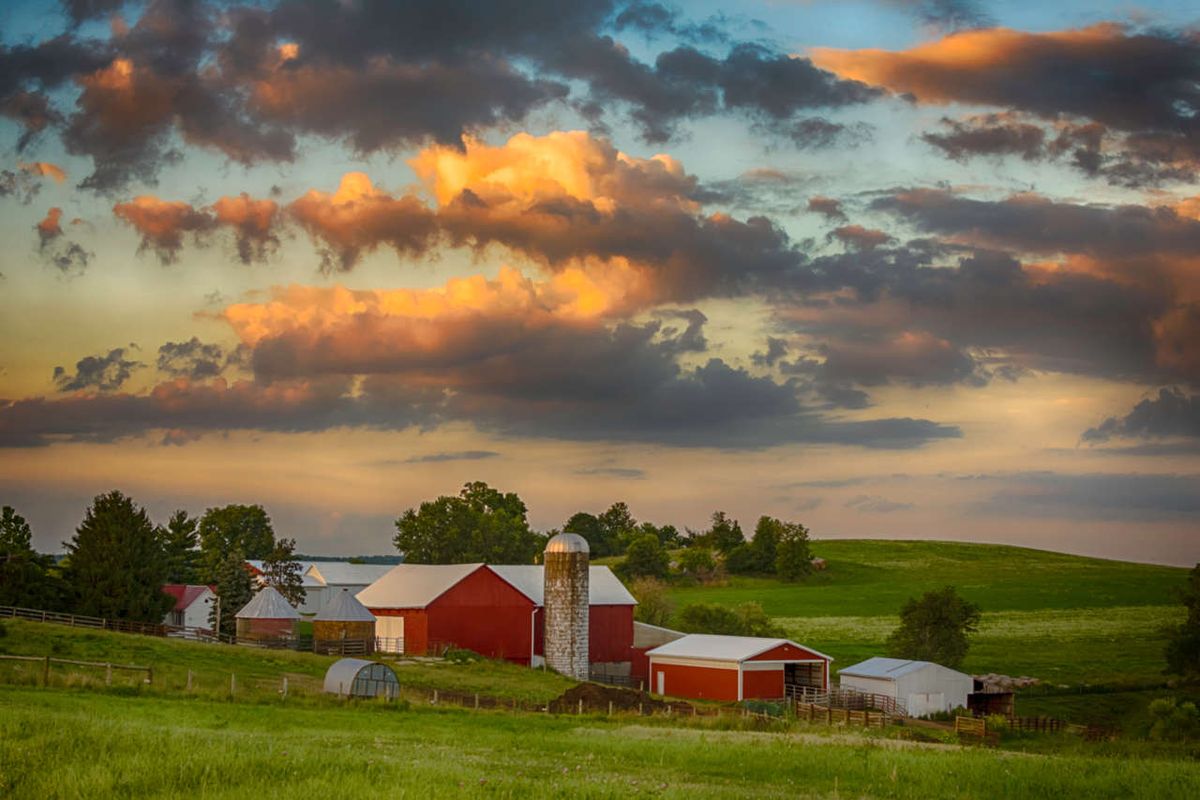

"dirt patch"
[549,683,682,714]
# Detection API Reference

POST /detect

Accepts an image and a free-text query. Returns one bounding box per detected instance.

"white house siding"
[180,590,215,629]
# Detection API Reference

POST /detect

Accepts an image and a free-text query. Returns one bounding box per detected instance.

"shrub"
[1149,698,1200,741]
[618,534,670,580]
[630,578,674,627]
[676,601,785,638]
[676,547,717,582]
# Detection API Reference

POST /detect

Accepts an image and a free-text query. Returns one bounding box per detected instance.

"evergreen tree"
[63,491,173,622]
[598,502,637,555]
[886,587,981,668]
[703,511,744,555]
[0,505,64,609]
[158,509,200,584]
[774,520,814,581]
[262,537,306,608]
[197,504,275,581]
[210,548,254,637]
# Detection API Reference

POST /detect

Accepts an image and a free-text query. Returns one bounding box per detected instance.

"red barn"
[646,634,832,702]
[356,563,636,673]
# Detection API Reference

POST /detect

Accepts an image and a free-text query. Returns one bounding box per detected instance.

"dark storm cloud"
[752,337,789,367]
[62,0,126,26]
[971,471,1200,522]
[921,114,1046,162]
[1083,388,1200,444]
[883,1,993,31]
[53,347,142,392]
[156,338,237,380]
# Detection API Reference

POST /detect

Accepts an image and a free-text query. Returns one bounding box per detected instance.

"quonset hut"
[323,658,399,699]
[234,586,300,642]
[543,532,590,680]
[313,588,377,655]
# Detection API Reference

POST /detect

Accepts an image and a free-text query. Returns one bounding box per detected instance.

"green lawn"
[3,687,1199,799]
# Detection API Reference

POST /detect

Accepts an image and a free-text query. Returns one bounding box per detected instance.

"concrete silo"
[543,532,590,680]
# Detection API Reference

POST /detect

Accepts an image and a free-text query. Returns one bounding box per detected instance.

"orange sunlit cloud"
[20,161,67,183]
[36,207,63,240]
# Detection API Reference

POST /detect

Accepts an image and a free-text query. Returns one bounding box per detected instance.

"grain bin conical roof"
[315,588,376,622]
[235,585,301,619]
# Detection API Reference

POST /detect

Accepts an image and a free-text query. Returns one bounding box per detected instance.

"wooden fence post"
[433,689,438,705]
[42,655,50,687]
[230,673,236,698]
[186,670,193,692]
[578,698,583,715]
[146,666,153,686]
[474,693,479,709]
[105,663,112,686]
[638,702,643,716]
[282,676,288,699]
[608,700,613,717]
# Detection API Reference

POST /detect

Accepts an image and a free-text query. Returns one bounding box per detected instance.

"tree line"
[0,492,306,636]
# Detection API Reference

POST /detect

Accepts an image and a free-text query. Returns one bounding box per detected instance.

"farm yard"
[2,539,1198,798]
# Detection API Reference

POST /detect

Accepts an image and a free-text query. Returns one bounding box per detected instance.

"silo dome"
[546,532,589,554]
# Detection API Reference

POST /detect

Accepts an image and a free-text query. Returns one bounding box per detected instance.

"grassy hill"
[653,539,1190,725]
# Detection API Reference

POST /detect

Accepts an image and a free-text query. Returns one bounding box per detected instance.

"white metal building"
[837,657,972,717]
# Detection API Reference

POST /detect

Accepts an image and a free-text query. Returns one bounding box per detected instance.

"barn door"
[377,616,404,654]
[657,671,665,695]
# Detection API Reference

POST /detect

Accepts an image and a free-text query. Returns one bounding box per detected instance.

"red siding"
[749,642,828,663]
[631,646,651,687]
[533,607,545,657]
[589,605,633,663]
[652,662,739,701]
[742,668,784,700]
[426,566,536,663]
[372,608,428,655]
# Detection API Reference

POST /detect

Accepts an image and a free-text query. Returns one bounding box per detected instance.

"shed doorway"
[376,616,404,654]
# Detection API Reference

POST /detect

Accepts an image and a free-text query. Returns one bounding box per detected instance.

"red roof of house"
[162,584,214,612]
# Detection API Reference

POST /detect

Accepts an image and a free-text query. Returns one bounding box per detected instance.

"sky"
[1,0,1198,565]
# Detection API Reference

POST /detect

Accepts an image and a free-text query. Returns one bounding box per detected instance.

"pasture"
[4,686,1200,799]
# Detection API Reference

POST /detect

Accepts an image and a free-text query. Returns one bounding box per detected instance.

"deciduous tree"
[618,533,669,580]
[886,586,981,668]
[210,547,254,637]
[774,520,814,581]
[394,482,539,564]
[198,504,275,582]
[0,505,63,609]
[1166,563,1200,678]
[262,537,306,608]
[630,577,674,627]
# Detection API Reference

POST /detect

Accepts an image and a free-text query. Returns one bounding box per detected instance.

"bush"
[1149,698,1200,741]
[618,534,670,580]
[676,601,785,638]
[442,647,481,664]
[676,547,718,582]
[630,578,674,627]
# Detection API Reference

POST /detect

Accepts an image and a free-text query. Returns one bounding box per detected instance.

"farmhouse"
[161,584,214,629]
[645,634,832,702]
[838,657,972,717]
[355,561,636,674]
[235,585,301,642]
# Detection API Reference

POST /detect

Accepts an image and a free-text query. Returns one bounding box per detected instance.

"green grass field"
[662,540,1186,687]
[4,686,1200,799]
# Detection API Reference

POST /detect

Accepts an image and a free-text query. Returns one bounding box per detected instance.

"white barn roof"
[489,565,636,606]
[355,563,482,609]
[315,588,377,622]
[235,585,301,620]
[307,563,395,587]
[646,634,832,663]
[839,657,961,680]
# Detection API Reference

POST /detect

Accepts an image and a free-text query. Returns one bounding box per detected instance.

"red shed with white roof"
[646,634,832,702]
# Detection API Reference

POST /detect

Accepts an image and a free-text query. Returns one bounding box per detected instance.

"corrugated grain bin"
[313,588,377,654]
[234,585,300,641]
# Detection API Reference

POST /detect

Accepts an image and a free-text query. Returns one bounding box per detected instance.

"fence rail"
[955,715,987,738]
[787,685,907,717]
[0,653,152,686]
[795,701,895,728]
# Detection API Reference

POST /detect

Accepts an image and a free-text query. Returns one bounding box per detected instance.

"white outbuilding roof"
[646,634,833,663]
[489,565,637,606]
[315,588,377,622]
[355,563,482,609]
[235,585,301,620]
[839,657,958,680]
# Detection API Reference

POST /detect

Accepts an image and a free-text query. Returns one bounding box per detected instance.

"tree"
[63,491,174,622]
[676,546,717,582]
[1166,563,1200,678]
[210,547,253,637]
[563,511,608,557]
[774,520,814,581]
[703,511,744,555]
[619,533,669,580]
[0,505,63,609]
[630,577,674,627]
[198,504,275,582]
[394,482,539,564]
[157,510,200,584]
[262,537,306,608]
[677,602,784,637]
[598,502,638,554]
[886,586,981,668]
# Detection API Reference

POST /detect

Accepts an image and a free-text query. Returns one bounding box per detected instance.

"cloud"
[62,0,126,26]
[816,331,986,387]
[113,195,217,263]
[35,207,64,247]
[573,466,646,479]
[156,338,239,380]
[212,193,281,264]
[881,1,993,31]
[52,347,142,392]
[921,114,1046,162]
[1083,387,1200,443]
[402,450,501,464]
[845,494,913,513]
[811,24,1200,183]
[1,162,67,204]
[807,195,847,221]
[830,224,893,251]
[970,471,1200,522]
[19,161,67,183]
[35,206,93,275]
